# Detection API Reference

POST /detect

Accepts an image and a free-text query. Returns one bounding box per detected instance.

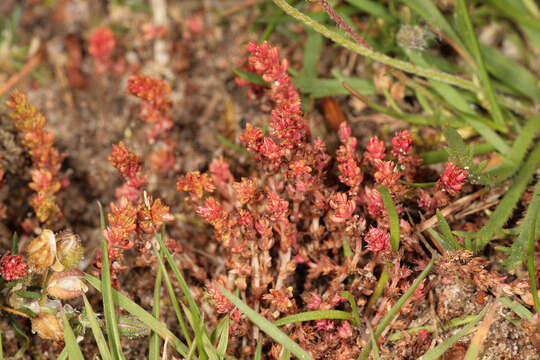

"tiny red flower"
[266,191,289,218]
[337,321,353,339]
[391,130,413,158]
[197,197,225,225]
[239,123,264,153]
[109,142,146,185]
[209,156,233,185]
[440,162,467,195]
[329,192,356,223]
[365,187,385,218]
[233,177,258,205]
[177,171,215,199]
[374,160,402,187]
[306,292,322,310]
[365,226,390,252]
[88,26,115,73]
[0,251,28,281]
[365,136,386,163]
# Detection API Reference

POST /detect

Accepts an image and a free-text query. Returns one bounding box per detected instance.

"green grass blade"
[359,256,435,360]
[232,67,267,87]
[293,76,374,98]
[527,201,540,319]
[98,203,126,360]
[275,310,352,326]
[504,180,540,269]
[480,44,540,102]
[455,0,504,126]
[436,211,462,250]
[340,291,361,326]
[57,348,68,360]
[152,241,192,347]
[85,274,189,357]
[507,115,540,165]
[476,141,540,249]
[303,30,323,78]
[421,143,494,165]
[217,284,314,360]
[61,312,85,360]
[279,348,291,360]
[365,320,380,360]
[500,297,534,321]
[254,342,263,360]
[376,186,400,252]
[463,116,509,154]
[0,326,3,360]
[366,264,389,312]
[419,304,489,360]
[11,232,19,254]
[345,0,392,21]
[82,294,113,360]
[216,316,230,359]
[154,229,206,360]
[149,266,163,360]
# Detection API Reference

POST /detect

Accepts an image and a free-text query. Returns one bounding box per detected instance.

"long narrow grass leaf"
[500,297,534,321]
[216,316,230,359]
[377,186,400,252]
[340,291,361,325]
[366,265,389,311]
[149,266,163,360]
[154,229,207,360]
[345,0,392,20]
[0,326,3,360]
[365,320,380,360]
[419,304,489,360]
[98,203,126,360]
[504,180,540,269]
[85,274,189,357]
[275,310,352,327]
[477,141,540,249]
[455,0,504,125]
[82,294,113,360]
[217,284,314,360]
[359,256,435,360]
[421,143,494,165]
[436,211,462,250]
[527,202,540,319]
[152,241,192,347]
[480,44,540,102]
[303,30,323,78]
[61,312,84,360]
[254,342,262,360]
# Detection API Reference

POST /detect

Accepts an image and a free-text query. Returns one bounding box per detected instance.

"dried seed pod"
[47,269,88,299]
[52,231,83,271]
[26,229,56,272]
[32,312,63,341]
[116,315,150,339]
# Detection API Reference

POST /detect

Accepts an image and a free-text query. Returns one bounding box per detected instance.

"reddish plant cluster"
[0,251,28,281]
[175,41,476,357]
[88,26,116,74]
[126,74,176,173]
[6,90,64,223]
[97,142,173,286]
